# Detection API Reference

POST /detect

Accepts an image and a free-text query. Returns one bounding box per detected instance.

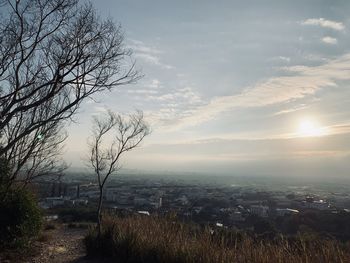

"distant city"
[36,171,350,238]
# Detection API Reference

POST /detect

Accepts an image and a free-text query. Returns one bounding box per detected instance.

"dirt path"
[25,225,93,263]
[1,224,114,263]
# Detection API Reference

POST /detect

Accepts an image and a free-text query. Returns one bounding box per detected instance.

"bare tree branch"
[87,109,150,235]
[0,0,141,185]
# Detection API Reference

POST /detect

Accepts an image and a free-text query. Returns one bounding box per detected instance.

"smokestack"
[159,197,162,209]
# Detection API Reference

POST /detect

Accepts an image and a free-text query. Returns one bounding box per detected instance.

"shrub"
[0,187,42,249]
[67,222,90,229]
[0,158,11,188]
[55,207,97,222]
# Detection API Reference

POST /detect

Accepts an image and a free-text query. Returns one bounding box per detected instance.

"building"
[250,205,269,218]
[176,195,189,205]
[230,211,244,222]
[276,208,299,217]
[134,197,149,206]
[39,197,65,208]
[70,198,88,206]
[137,211,150,216]
[302,199,330,210]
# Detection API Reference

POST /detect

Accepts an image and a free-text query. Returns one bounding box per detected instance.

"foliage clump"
[0,160,42,249]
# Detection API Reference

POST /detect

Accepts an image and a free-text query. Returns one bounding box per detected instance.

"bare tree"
[87,110,150,235]
[3,114,68,187]
[0,0,140,185]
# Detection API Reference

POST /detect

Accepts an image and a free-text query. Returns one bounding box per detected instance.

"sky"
[66,0,350,178]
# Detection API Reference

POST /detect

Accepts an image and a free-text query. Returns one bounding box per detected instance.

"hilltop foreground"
[2,215,350,263]
[84,215,350,263]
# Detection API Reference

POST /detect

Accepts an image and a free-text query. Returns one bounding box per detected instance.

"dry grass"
[85,215,350,263]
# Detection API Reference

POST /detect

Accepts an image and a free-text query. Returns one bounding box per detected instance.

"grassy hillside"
[85,215,350,263]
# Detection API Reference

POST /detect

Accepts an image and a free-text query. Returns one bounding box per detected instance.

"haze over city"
[65,0,350,177]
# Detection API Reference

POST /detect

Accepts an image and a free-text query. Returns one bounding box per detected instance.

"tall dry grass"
[85,215,350,263]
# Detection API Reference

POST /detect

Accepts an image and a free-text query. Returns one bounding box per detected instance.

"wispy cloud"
[326,123,350,136]
[273,104,308,116]
[128,39,174,69]
[126,79,161,95]
[270,56,291,63]
[93,106,108,114]
[109,76,204,128]
[145,87,201,104]
[301,18,345,31]
[127,89,158,95]
[322,36,338,45]
[134,53,174,69]
[166,54,350,130]
[147,79,161,89]
[144,86,204,127]
[141,130,350,162]
[128,40,163,55]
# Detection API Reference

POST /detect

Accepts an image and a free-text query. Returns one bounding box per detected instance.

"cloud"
[327,123,350,136]
[167,53,350,130]
[128,41,162,55]
[127,89,158,95]
[270,56,291,63]
[147,79,161,89]
[140,131,350,162]
[144,86,204,127]
[126,79,162,95]
[301,18,345,31]
[273,104,308,116]
[322,36,338,45]
[134,53,174,69]
[107,75,203,128]
[93,106,108,113]
[128,39,174,69]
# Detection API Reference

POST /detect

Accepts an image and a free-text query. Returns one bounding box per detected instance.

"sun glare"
[297,119,325,137]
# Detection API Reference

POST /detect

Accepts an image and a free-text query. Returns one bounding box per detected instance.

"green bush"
[0,187,43,249]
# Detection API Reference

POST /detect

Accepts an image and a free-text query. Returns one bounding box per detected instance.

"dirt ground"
[27,224,89,263]
[0,224,111,263]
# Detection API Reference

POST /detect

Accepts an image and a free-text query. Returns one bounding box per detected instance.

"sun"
[297,118,325,137]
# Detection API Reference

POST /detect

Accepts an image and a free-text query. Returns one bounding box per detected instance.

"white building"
[137,211,150,216]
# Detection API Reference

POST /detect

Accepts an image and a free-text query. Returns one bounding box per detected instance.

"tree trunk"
[97,187,103,237]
